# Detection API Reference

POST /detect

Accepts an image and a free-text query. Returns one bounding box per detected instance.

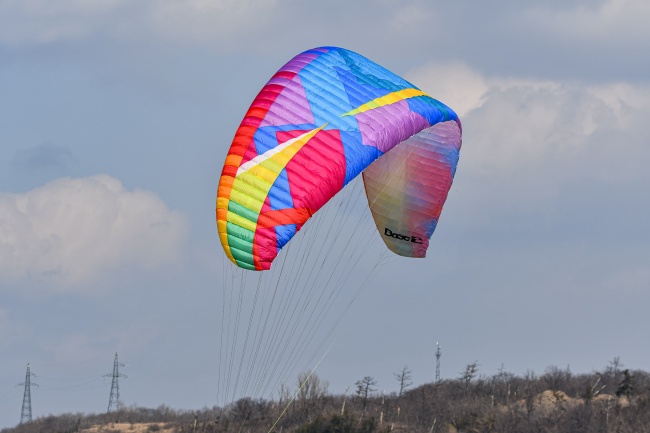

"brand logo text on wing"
[384,228,423,244]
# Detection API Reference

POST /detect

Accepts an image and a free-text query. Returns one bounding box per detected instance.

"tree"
[355,377,377,411]
[540,365,574,394]
[278,383,291,408]
[616,369,635,398]
[459,362,479,390]
[581,375,605,403]
[296,372,328,419]
[603,356,624,394]
[394,366,412,397]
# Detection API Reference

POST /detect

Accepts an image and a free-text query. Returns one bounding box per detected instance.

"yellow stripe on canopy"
[340,88,427,117]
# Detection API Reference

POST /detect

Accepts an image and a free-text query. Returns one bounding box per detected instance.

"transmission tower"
[18,363,38,424]
[435,341,442,383]
[105,353,127,413]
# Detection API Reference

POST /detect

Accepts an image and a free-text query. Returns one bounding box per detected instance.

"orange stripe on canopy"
[257,208,313,229]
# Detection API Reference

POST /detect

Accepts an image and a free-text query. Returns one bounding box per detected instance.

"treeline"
[3,358,650,433]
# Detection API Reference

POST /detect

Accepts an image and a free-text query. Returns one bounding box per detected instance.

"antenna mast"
[435,342,442,383]
[105,353,127,412]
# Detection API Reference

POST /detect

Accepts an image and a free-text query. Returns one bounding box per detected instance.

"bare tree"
[355,376,377,411]
[277,383,291,415]
[459,362,479,390]
[541,365,572,392]
[602,356,624,394]
[394,366,413,397]
[608,356,623,377]
[296,372,328,419]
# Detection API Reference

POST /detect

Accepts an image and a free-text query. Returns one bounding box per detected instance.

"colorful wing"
[217,47,458,270]
[362,120,462,258]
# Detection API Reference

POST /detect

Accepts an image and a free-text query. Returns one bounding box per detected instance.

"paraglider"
[216,46,462,270]
[214,47,463,411]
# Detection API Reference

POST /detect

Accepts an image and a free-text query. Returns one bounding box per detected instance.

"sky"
[1,0,649,428]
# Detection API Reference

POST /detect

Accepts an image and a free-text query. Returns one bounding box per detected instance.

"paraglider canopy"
[217,46,461,270]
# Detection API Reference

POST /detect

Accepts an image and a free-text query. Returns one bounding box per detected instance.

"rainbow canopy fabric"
[217,46,462,270]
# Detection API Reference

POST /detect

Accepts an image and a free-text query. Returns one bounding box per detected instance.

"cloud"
[388,2,433,29]
[0,0,278,47]
[408,61,650,234]
[466,77,650,179]
[1,0,646,86]
[523,0,650,43]
[407,61,650,178]
[147,0,278,45]
[0,0,129,45]
[406,62,489,117]
[0,175,189,291]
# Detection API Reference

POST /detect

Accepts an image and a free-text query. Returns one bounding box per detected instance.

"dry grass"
[80,423,175,433]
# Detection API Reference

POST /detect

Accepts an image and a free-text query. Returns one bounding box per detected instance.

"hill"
[3,364,649,433]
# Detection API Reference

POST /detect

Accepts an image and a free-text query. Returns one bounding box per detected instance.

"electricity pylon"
[105,353,127,413]
[18,363,38,424]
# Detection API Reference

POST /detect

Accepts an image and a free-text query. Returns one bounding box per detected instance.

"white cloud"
[475,78,649,173]
[0,0,128,44]
[587,82,650,126]
[388,3,432,29]
[408,61,650,223]
[406,62,489,117]
[148,0,278,45]
[466,83,601,170]
[0,175,189,291]
[0,0,277,46]
[523,0,650,42]
[407,61,650,177]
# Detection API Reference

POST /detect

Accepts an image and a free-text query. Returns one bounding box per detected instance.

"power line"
[18,363,38,424]
[104,353,127,413]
